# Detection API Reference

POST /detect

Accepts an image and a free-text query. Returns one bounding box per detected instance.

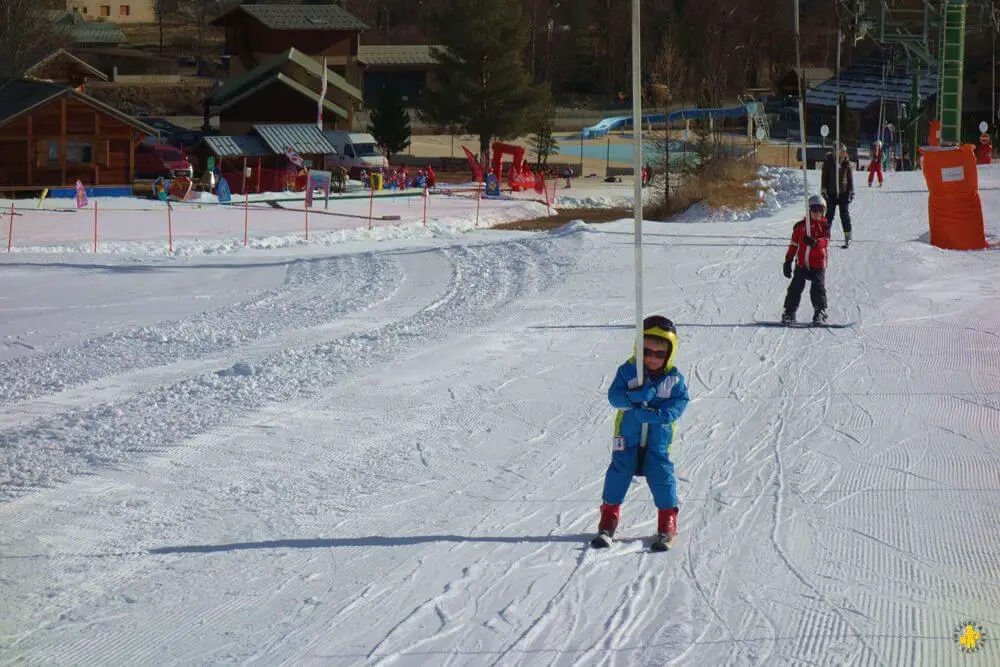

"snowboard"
[755,320,854,329]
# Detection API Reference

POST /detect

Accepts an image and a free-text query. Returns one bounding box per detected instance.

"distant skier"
[782,194,830,324]
[821,143,854,247]
[592,315,690,552]
[868,140,884,187]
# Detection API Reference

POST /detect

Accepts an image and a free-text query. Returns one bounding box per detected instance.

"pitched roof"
[214,72,349,119]
[806,58,937,111]
[211,4,367,31]
[199,135,273,158]
[253,124,336,155]
[357,45,441,67]
[25,49,109,82]
[48,12,125,45]
[0,79,157,134]
[209,48,360,118]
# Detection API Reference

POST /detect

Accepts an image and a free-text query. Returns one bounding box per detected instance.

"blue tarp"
[45,186,134,198]
[582,105,749,139]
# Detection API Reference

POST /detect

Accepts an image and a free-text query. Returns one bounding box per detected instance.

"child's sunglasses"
[809,204,826,213]
[643,347,669,360]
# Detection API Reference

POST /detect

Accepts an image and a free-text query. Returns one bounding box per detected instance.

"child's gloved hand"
[632,408,661,424]
[849,192,855,202]
[782,259,792,278]
[627,385,657,404]
[804,236,818,247]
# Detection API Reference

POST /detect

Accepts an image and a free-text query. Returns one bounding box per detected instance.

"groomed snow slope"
[1,169,999,665]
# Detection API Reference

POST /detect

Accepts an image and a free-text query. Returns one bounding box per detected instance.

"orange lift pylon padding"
[920,144,987,250]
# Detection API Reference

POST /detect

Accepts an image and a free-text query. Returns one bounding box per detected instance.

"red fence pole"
[167,202,173,253]
[368,183,375,231]
[244,191,249,246]
[422,187,428,227]
[305,204,309,240]
[93,201,98,253]
[7,204,13,252]
[475,179,482,227]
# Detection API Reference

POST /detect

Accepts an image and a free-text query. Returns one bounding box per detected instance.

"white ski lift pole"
[632,0,644,389]
[835,28,842,200]
[631,0,649,450]
[794,0,811,236]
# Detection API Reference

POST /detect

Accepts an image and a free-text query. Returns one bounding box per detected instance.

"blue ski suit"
[601,360,690,509]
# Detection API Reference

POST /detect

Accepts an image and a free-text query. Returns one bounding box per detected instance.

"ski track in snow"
[0,234,577,500]
[3,170,1000,665]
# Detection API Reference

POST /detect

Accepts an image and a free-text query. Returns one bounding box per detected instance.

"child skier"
[868,140,884,187]
[593,315,690,552]
[781,194,830,324]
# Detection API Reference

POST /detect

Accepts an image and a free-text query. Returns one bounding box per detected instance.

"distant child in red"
[781,194,830,325]
[868,140,884,187]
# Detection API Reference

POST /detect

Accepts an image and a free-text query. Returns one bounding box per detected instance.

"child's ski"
[649,534,676,552]
[589,533,613,549]
[755,321,854,329]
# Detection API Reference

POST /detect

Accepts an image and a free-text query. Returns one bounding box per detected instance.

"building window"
[47,141,60,164]
[67,141,93,165]
[100,5,110,16]
[119,5,130,16]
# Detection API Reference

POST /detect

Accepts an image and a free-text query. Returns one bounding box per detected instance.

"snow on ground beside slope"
[1,167,999,665]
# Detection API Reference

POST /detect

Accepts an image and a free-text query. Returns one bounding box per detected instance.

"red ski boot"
[651,507,678,552]
[590,503,620,548]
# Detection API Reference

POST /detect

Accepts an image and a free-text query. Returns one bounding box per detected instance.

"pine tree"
[417,0,547,162]
[528,92,558,166]
[367,84,411,161]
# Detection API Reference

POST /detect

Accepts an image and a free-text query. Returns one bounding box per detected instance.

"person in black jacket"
[821,143,854,247]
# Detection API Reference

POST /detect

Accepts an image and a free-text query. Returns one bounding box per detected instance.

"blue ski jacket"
[608,361,690,454]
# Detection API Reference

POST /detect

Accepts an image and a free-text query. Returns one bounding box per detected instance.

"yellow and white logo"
[953,620,987,654]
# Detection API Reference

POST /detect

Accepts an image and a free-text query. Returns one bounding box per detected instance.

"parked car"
[323,131,388,178]
[135,141,195,179]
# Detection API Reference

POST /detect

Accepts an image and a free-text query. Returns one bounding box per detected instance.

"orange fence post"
[305,205,309,240]
[93,201,98,253]
[422,187,428,227]
[167,202,173,253]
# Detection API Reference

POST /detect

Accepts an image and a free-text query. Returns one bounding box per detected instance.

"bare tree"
[0,0,67,83]
[178,0,222,68]
[155,0,179,55]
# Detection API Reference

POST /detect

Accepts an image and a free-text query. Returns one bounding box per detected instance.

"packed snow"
[1,168,998,665]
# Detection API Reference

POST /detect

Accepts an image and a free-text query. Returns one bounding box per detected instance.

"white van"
[323,131,388,177]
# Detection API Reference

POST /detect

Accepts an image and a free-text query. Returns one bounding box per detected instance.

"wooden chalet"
[207,48,362,135]
[0,80,157,190]
[357,45,441,104]
[209,4,367,131]
[24,49,109,91]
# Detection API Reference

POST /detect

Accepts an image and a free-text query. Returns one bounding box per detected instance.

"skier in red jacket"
[781,194,830,324]
[868,140,884,187]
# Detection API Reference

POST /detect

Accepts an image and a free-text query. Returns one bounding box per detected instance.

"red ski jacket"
[785,217,830,270]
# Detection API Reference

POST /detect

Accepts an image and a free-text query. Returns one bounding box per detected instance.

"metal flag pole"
[794,0,811,236]
[632,0,644,387]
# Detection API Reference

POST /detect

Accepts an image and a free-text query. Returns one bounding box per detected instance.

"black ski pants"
[783,266,827,315]
[825,193,852,236]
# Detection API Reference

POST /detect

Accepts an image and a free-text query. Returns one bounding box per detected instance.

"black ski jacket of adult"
[822,156,854,198]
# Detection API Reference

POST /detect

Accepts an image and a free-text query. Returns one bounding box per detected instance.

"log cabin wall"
[0,94,148,188]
